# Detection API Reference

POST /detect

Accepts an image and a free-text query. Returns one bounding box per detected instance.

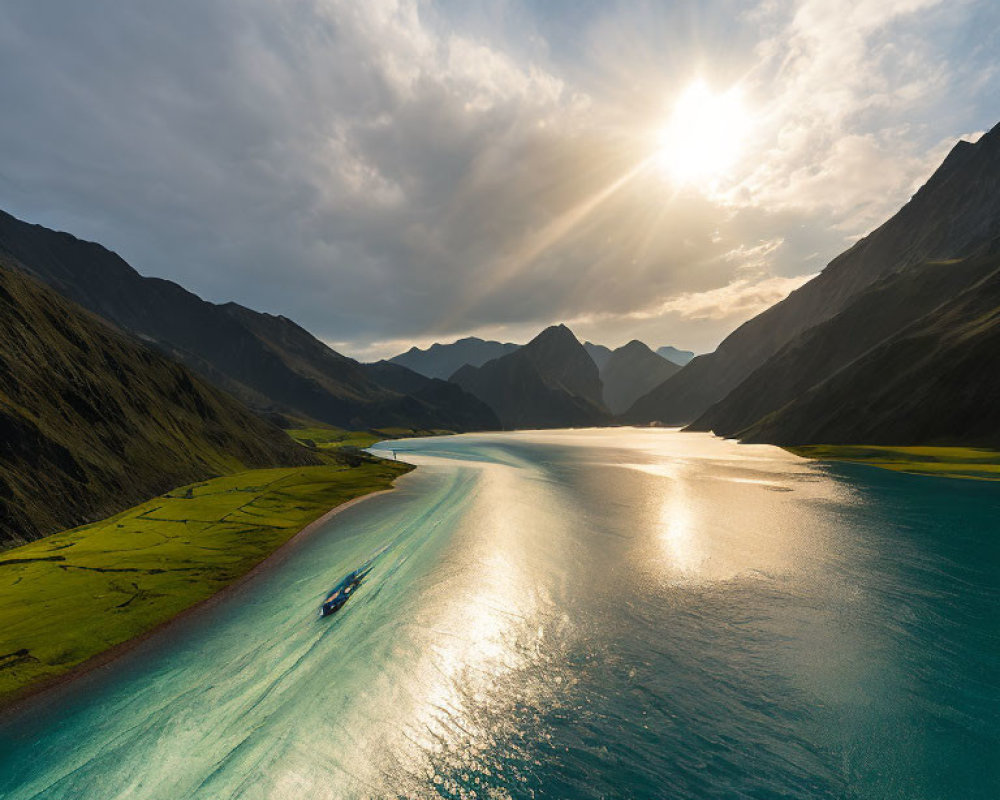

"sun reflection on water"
[658,480,704,577]
[323,456,572,797]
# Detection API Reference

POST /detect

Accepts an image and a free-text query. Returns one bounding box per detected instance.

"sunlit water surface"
[1,430,998,798]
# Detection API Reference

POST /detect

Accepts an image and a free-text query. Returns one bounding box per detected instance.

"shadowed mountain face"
[0,210,494,431]
[450,325,611,429]
[656,346,694,366]
[739,258,1000,446]
[691,256,1000,439]
[0,261,316,547]
[388,337,519,380]
[600,341,682,415]
[624,121,1000,426]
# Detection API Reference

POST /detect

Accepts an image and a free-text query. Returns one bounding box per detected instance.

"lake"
[1,429,997,799]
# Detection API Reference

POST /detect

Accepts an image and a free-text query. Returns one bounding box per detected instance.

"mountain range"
[389,334,692,419]
[600,340,682,415]
[626,121,1000,447]
[0,210,497,432]
[3,114,999,549]
[451,325,611,429]
[0,259,314,547]
[388,337,519,380]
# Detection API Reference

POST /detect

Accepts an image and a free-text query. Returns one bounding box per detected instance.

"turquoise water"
[0,429,997,798]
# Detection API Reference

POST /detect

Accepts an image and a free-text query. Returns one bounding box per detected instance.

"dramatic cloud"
[649,273,816,322]
[0,0,997,357]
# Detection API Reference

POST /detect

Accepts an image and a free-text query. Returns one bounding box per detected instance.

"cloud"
[722,0,983,230]
[647,273,815,321]
[0,0,996,359]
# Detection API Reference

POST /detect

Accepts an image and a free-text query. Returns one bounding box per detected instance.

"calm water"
[1,430,997,799]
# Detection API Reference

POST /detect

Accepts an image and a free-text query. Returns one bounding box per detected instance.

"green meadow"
[789,445,1000,480]
[0,456,411,705]
[288,426,452,454]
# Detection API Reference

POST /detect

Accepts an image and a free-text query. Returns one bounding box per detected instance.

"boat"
[318,566,371,617]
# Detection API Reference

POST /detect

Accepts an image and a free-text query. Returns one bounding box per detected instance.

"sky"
[1,1,998,360]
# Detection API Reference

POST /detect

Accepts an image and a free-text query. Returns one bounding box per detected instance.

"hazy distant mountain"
[388,337,519,380]
[624,121,1000,426]
[363,361,500,431]
[451,325,611,429]
[601,341,682,415]
[583,341,614,370]
[656,346,695,366]
[0,260,314,547]
[0,210,494,431]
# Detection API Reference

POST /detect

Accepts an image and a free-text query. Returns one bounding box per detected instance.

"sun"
[654,81,750,187]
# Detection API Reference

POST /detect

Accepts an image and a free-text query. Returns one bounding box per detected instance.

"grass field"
[288,426,452,455]
[0,458,411,705]
[788,445,1000,480]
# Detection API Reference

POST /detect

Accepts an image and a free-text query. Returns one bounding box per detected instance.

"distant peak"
[532,323,578,344]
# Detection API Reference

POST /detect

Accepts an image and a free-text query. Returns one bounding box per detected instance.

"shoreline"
[0,470,413,719]
[786,444,1000,481]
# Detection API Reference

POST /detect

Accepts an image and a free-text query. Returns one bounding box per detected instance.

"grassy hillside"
[0,260,315,547]
[288,425,451,454]
[0,458,411,705]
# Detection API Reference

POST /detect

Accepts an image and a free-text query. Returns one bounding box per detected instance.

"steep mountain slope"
[0,210,492,431]
[656,346,695,366]
[625,122,1000,425]
[739,259,1000,446]
[388,337,519,380]
[0,260,315,547]
[222,304,498,431]
[450,325,611,429]
[691,256,1000,437]
[363,361,501,430]
[583,342,614,370]
[601,341,682,415]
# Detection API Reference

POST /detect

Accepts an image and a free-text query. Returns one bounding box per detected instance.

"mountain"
[451,325,611,429]
[0,260,315,548]
[691,256,999,438]
[0,210,494,431]
[739,257,1000,446]
[600,341,682,415]
[656,345,695,366]
[363,361,500,430]
[219,303,498,431]
[624,122,1000,425]
[583,341,614,370]
[388,337,519,380]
